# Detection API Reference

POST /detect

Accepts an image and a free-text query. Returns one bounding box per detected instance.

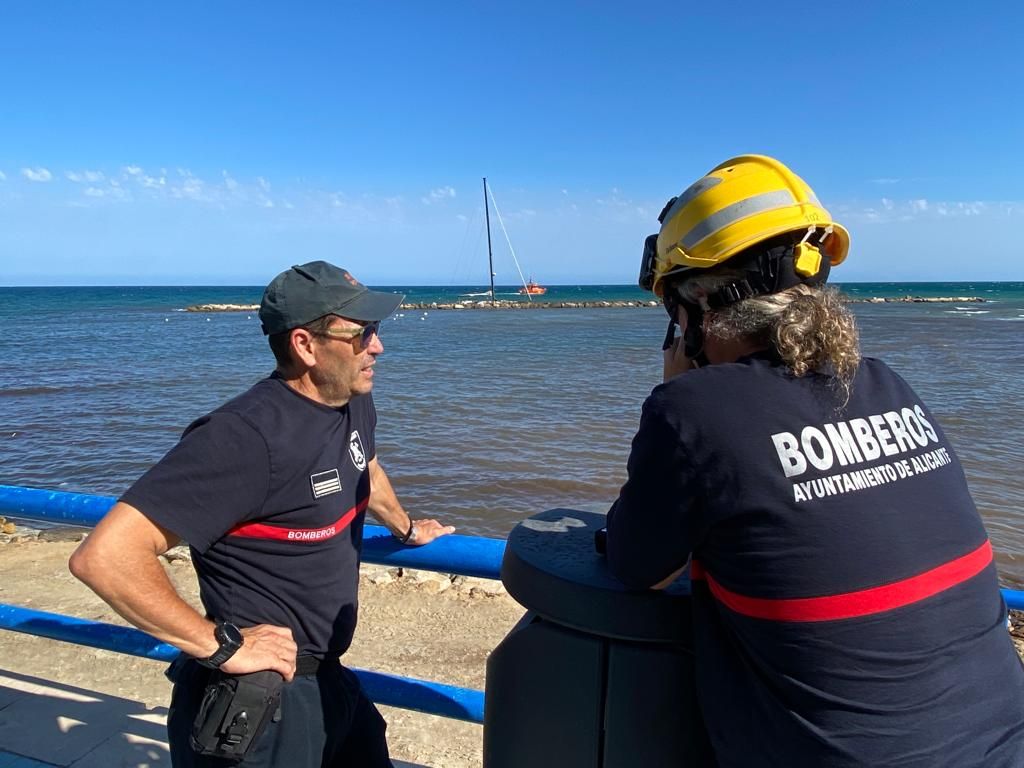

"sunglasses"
[314,320,380,347]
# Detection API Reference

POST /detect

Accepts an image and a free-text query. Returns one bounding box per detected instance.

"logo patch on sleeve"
[348,431,367,471]
[310,469,342,498]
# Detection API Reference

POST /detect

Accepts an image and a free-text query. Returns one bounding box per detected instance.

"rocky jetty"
[186,303,260,312]
[849,296,986,304]
[398,300,661,310]
[185,300,662,312]
[185,296,985,313]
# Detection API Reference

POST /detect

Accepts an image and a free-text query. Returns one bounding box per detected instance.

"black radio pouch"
[189,669,284,760]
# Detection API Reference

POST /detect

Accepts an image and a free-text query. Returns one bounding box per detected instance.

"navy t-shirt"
[607,354,1024,767]
[122,374,376,657]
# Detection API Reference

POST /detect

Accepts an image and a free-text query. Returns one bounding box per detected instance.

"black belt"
[295,655,340,676]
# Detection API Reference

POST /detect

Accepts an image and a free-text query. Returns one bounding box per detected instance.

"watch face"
[217,621,244,647]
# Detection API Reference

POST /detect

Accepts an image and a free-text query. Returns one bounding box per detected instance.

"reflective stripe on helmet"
[660,176,723,227]
[647,155,850,296]
[680,189,795,251]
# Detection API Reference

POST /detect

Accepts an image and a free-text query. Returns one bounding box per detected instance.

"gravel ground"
[4,528,1024,767]
[0,534,524,768]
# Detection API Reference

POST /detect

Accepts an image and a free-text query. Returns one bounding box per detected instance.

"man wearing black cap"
[70,261,453,767]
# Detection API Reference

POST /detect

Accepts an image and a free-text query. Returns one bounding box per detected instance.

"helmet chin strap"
[664,232,832,368]
[705,238,831,312]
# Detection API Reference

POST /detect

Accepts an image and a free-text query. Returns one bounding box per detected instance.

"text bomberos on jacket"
[770,404,952,502]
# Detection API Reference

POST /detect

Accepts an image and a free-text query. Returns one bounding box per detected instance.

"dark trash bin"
[483,509,714,767]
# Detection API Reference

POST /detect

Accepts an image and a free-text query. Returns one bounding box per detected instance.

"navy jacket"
[607,354,1024,767]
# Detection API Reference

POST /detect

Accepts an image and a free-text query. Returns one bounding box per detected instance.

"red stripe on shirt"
[689,540,992,622]
[227,497,369,542]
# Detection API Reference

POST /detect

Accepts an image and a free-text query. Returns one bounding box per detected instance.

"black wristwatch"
[197,620,244,669]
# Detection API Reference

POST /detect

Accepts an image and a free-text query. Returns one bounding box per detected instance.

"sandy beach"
[0,533,524,768]
[4,531,1024,767]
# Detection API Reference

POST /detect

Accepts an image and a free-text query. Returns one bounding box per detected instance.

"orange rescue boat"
[519,278,547,295]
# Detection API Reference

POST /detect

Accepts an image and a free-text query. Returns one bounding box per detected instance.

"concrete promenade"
[0,670,422,768]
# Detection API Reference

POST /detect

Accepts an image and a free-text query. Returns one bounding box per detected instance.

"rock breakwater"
[854,296,986,304]
[185,300,662,312]
[185,296,986,313]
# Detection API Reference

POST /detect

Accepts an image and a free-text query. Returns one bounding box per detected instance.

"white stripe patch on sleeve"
[311,468,342,498]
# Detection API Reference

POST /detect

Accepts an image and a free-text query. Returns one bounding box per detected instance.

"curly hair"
[677,274,861,404]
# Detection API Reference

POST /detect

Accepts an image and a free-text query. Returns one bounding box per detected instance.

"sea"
[2,282,1023,585]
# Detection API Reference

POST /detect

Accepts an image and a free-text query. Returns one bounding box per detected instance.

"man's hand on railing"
[407,518,456,546]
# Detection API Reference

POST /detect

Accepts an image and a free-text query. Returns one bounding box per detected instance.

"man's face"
[307,316,384,406]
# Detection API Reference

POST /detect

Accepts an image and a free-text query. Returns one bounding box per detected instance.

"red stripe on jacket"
[689,539,992,622]
[227,497,369,542]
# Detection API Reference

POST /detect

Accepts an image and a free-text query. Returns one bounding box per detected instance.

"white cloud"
[167,170,212,202]
[594,190,652,222]
[421,186,456,204]
[66,170,105,183]
[843,197,1007,224]
[957,201,985,216]
[320,191,404,225]
[178,176,206,201]
[21,167,53,182]
[70,166,277,208]
[112,165,165,190]
[84,184,130,201]
[0,170,7,181]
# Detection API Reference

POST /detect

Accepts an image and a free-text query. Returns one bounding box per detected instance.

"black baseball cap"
[259,261,405,335]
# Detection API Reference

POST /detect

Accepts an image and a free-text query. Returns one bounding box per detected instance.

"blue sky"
[2,2,1022,285]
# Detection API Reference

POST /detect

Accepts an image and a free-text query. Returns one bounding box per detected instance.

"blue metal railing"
[0,485,504,579]
[0,484,507,724]
[0,603,485,722]
[3,483,1024,727]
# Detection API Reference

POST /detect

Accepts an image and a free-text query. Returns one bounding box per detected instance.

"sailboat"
[481,178,545,302]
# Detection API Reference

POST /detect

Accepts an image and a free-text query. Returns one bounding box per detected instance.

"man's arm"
[367,457,454,545]
[69,502,298,680]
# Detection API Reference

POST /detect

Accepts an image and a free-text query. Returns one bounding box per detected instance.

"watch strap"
[197,620,243,669]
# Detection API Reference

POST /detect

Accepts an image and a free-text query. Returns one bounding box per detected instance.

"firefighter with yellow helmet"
[606,155,1024,766]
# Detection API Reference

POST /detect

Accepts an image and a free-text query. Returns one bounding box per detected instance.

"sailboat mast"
[483,177,496,306]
